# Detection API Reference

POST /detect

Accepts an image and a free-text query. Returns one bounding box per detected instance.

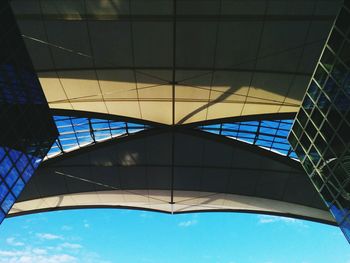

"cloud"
[0,250,25,257]
[60,243,82,250]
[36,233,63,240]
[258,215,307,227]
[0,249,76,263]
[178,219,197,227]
[32,249,47,255]
[258,215,279,224]
[6,237,24,247]
[0,234,106,263]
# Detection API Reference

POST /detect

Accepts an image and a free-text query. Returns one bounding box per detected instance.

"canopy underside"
[10,129,334,223]
[10,190,335,224]
[11,0,342,124]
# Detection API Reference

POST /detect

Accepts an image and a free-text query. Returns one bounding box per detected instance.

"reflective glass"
[12,178,25,198]
[0,183,8,200]
[199,119,296,159]
[290,2,350,243]
[0,157,12,178]
[1,193,15,213]
[5,168,18,188]
[46,116,151,159]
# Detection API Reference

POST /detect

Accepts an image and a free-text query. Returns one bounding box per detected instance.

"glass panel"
[0,210,4,223]
[12,178,25,198]
[328,29,343,52]
[22,165,34,183]
[1,192,15,213]
[0,183,8,200]
[46,116,151,159]
[5,168,19,188]
[0,157,12,178]
[8,149,21,163]
[0,148,5,161]
[199,119,296,159]
[15,154,28,173]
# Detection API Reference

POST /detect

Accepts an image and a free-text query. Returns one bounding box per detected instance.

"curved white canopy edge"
[10,190,334,224]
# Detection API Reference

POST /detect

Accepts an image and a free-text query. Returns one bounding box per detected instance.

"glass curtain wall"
[289,2,350,242]
[0,1,57,224]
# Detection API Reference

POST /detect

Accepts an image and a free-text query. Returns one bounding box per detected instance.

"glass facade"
[47,116,150,159]
[199,119,297,159]
[289,2,350,242]
[0,1,57,223]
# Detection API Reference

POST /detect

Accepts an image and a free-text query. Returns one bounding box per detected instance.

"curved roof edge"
[184,112,297,128]
[9,190,335,225]
[51,109,296,128]
[50,109,166,127]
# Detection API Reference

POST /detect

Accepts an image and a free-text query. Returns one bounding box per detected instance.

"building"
[0,0,349,243]
[289,1,350,242]
[0,0,57,224]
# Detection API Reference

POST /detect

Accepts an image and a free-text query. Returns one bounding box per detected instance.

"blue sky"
[0,209,349,263]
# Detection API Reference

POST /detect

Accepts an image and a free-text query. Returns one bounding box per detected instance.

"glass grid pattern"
[289,3,350,243]
[0,1,57,224]
[198,119,297,159]
[46,116,150,159]
[0,147,40,223]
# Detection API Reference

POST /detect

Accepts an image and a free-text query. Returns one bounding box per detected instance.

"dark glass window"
[338,121,350,144]
[340,40,350,67]
[317,92,331,115]
[323,77,339,101]
[303,156,314,174]
[313,66,328,88]
[309,146,321,165]
[290,4,350,243]
[328,29,344,52]
[332,58,348,84]
[311,171,324,190]
[330,135,346,158]
[320,185,335,206]
[305,120,317,138]
[321,48,335,72]
[327,108,342,129]
[334,90,350,113]
[311,107,324,127]
[315,133,327,155]
[297,109,309,127]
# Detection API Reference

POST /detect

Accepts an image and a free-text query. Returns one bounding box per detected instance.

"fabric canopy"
[10,129,334,224]
[11,0,342,124]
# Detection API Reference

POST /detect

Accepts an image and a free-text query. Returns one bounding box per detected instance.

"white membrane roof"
[10,129,335,224]
[11,0,342,124]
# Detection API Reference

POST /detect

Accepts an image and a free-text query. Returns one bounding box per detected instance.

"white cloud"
[83,223,90,228]
[32,249,47,255]
[258,215,278,224]
[6,237,24,247]
[36,233,63,240]
[258,215,307,227]
[0,250,25,257]
[60,243,82,250]
[78,251,112,263]
[178,219,197,227]
[0,248,76,263]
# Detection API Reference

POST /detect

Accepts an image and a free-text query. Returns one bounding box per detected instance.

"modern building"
[0,0,349,243]
[289,1,350,242]
[0,0,57,224]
